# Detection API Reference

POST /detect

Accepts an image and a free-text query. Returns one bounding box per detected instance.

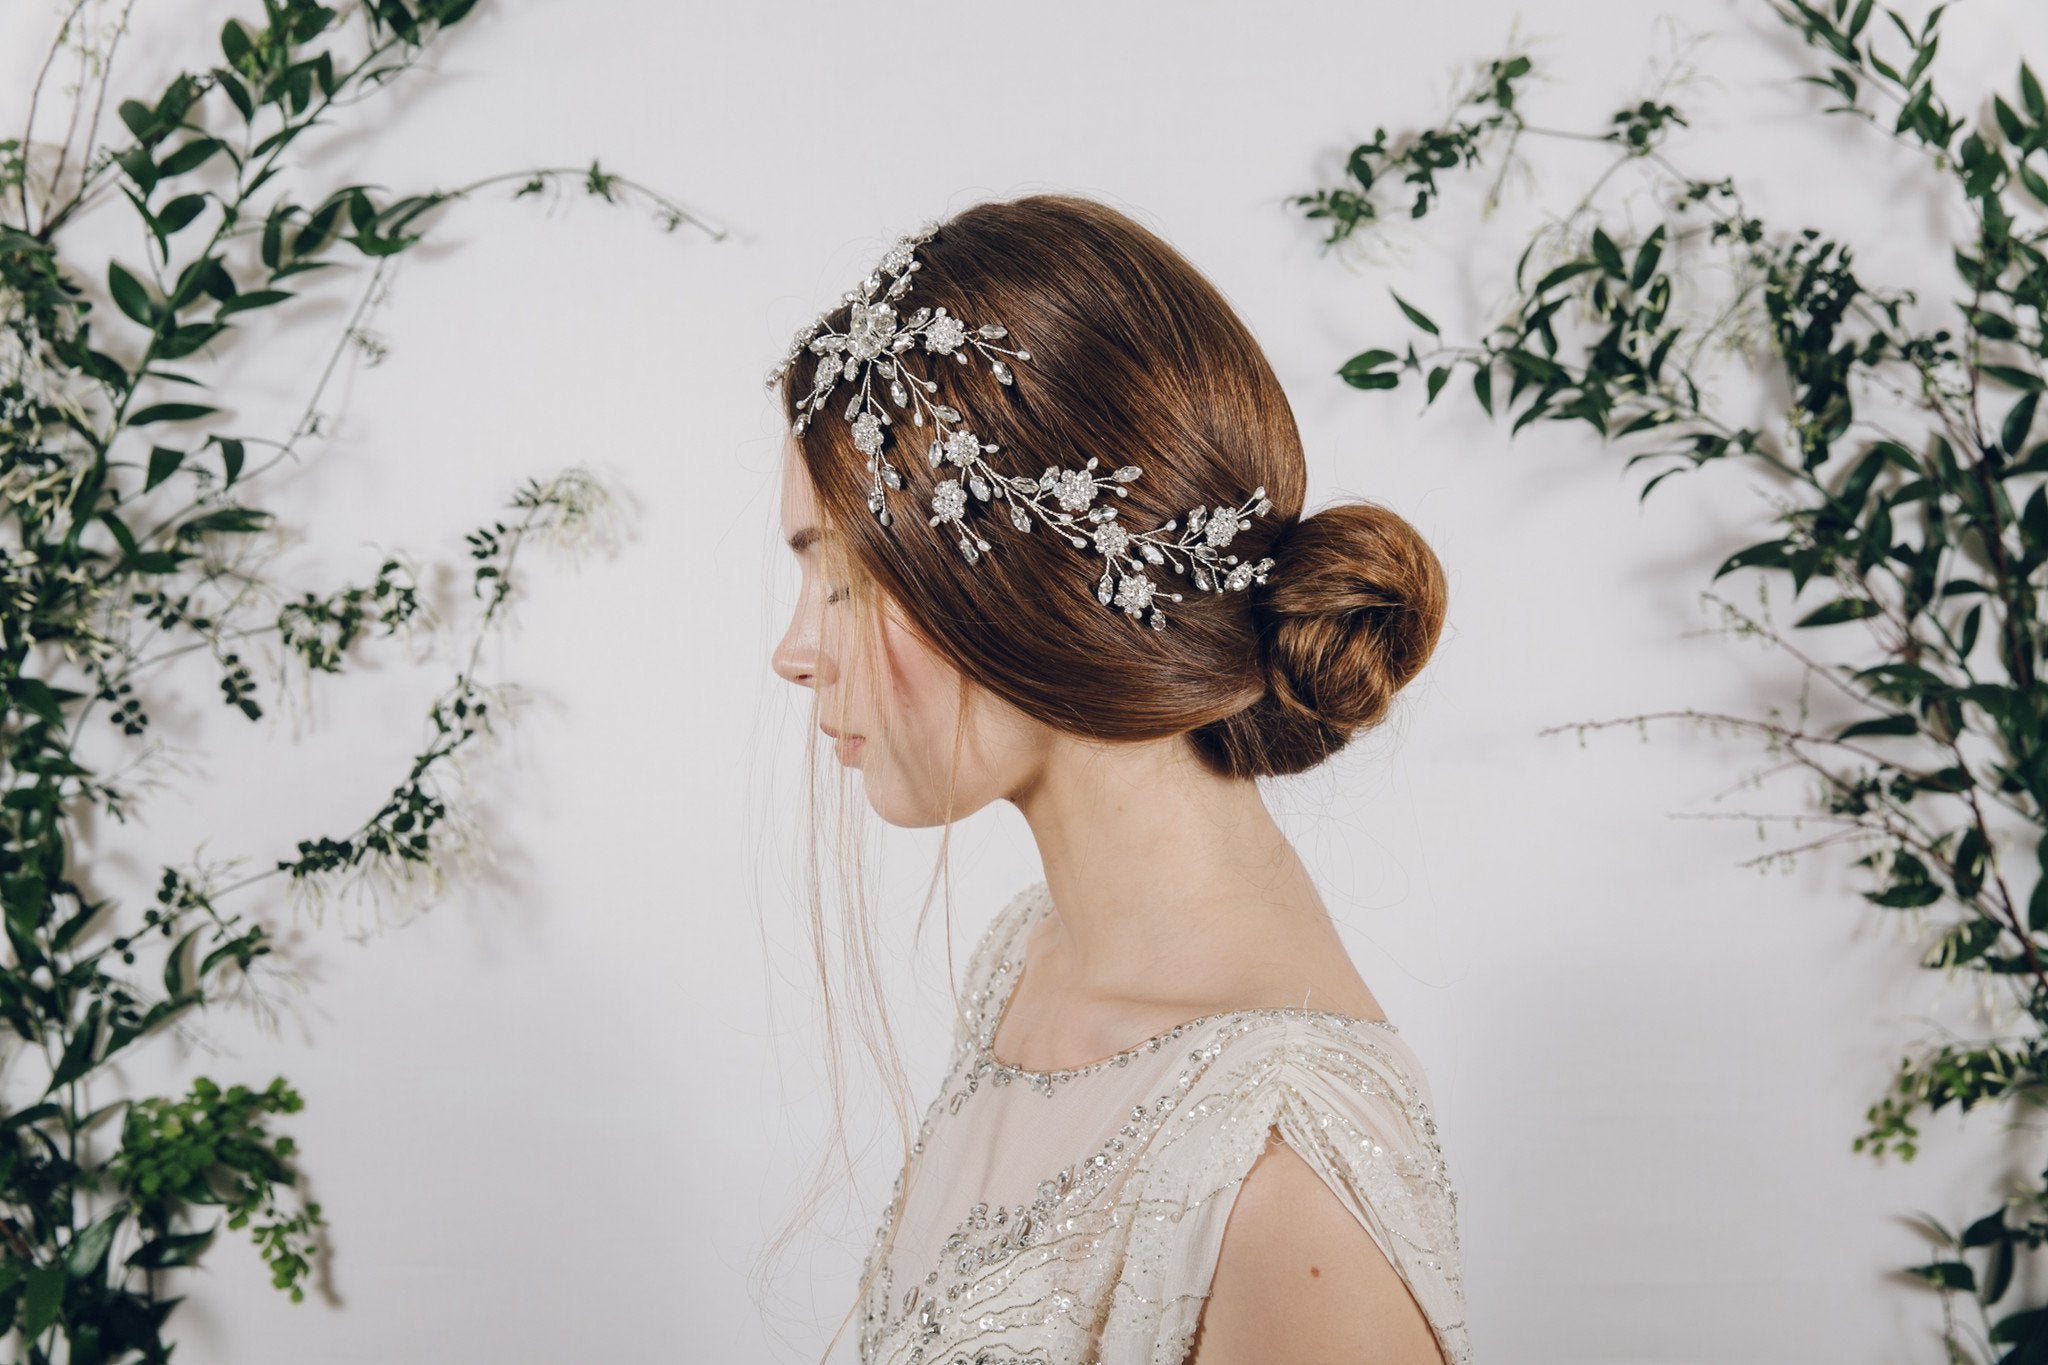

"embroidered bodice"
[855,880,1472,1364]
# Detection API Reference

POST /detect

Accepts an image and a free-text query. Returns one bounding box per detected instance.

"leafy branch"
[0,1,713,1359]
[1293,4,2048,1358]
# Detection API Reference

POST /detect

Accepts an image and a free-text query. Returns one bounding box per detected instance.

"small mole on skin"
[1309,1266,1321,1278]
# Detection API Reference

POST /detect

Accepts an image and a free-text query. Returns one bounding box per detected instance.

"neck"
[1005,733,1328,999]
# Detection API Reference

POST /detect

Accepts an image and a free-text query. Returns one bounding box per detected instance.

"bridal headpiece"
[763,220,1277,630]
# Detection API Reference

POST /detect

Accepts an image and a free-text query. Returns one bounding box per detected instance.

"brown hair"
[752,192,1448,1355]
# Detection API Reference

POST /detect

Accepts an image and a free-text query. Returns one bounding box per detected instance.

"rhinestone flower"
[766,220,1282,629]
[930,479,968,524]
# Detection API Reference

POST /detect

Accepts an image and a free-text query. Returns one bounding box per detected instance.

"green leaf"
[145,446,185,492]
[2003,394,2038,455]
[2,1102,62,1133]
[127,1226,217,1270]
[127,402,220,426]
[65,1207,123,1278]
[1910,1260,1978,1292]
[108,262,156,327]
[219,69,254,120]
[1425,365,1450,403]
[221,17,251,62]
[46,999,102,1093]
[1532,259,1599,296]
[1629,224,1665,289]
[115,146,156,193]
[1953,827,1988,898]
[155,192,207,237]
[1337,349,1400,388]
[2019,162,2048,209]
[2023,62,2045,122]
[1710,538,1780,580]
[176,506,271,538]
[116,98,157,142]
[165,927,202,999]
[1983,365,2045,392]
[1389,289,1440,336]
[216,436,246,485]
[1992,95,2029,145]
[1873,880,1944,909]
[1590,228,1624,276]
[21,1261,64,1339]
[1472,363,1493,416]
[1794,596,1883,627]
[1836,713,1917,739]
[217,288,294,317]
[159,136,226,176]
[1905,38,1940,92]
[113,549,191,575]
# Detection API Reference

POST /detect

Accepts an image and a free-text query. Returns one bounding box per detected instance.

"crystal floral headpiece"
[764,221,1278,631]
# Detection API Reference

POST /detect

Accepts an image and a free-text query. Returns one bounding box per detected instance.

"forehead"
[778,444,818,529]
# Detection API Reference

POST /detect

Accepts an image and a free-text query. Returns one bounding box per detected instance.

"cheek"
[872,615,960,757]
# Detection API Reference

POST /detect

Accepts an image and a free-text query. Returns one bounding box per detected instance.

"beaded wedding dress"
[856,880,1472,1365]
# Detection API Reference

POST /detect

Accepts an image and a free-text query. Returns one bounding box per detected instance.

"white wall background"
[5,0,2045,1360]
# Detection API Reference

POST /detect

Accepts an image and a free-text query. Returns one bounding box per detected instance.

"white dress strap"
[951,880,1048,1056]
[1099,1012,1472,1364]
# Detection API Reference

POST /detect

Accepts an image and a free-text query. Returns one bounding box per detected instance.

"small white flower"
[1113,572,1154,616]
[943,429,982,467]
[1092,522,1131,558]
[1203,512,1240,549]
[1053,470,1096,513]
[851,412,884,456]
[925,311,968,354]
[930,479,968,523]
[847,301,898,360]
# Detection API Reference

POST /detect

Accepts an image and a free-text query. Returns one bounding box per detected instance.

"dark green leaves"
[127,1227,217,1270]
[1590,227,1625,276]
[1984,365,2044,393]
[2003,395,2038,455]
[1533,259,1599,296]
[1629,225,1665,289]
[0,0,595,1356]
[108,262,158,327]
[1389,289,1440,335]
[127,402,220,426]
[215,436,247,485]
[159,136,226,177]
[217,288,294,316]
[1338,349,1402,390]
[144,447,185,492]
[21,1261,64,1340]
[1794,596,1883,628]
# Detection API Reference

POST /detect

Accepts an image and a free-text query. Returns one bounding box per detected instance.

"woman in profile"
[765,193,1470,1365]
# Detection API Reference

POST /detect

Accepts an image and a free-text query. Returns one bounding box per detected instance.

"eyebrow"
[786,526,821,554]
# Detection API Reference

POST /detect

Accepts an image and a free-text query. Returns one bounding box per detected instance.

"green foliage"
[1294,4,2048,1359]
[0,2,716,1359]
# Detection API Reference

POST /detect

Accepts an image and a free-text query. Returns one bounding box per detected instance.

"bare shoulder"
[1186,1129,1448,1365]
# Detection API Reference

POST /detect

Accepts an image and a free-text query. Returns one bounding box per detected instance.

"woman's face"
[771,448,1045,827]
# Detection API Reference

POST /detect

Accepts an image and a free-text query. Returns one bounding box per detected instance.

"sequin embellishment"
[855,882,1472,1365]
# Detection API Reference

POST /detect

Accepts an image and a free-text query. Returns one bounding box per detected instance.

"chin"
[863,764,1000,830]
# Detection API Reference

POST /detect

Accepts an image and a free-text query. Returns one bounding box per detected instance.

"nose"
[771,604,835,689]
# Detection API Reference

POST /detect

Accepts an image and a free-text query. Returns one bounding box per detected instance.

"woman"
[767,194,1470,1364]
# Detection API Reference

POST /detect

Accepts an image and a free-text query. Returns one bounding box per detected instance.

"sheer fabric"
[857,881,1472,1364]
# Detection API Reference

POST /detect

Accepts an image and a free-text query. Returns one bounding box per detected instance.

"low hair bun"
[1193,500,1448,778]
